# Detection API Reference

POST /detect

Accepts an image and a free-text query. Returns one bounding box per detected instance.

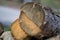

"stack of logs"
[11,2,45,40]
[11,2,60,40]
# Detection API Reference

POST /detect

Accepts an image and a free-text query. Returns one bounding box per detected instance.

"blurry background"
[0,0,60,31]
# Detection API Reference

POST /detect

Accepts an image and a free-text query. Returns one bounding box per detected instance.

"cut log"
[20,12,41,36]
[11,19,28,40]
[19,2,45,36]
[20,2,45,27]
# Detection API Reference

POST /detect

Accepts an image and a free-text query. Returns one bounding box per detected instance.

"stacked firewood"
[11,2,45,40]
[11,2,60,40]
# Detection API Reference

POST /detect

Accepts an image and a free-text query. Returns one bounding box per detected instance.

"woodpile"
[11,2,45,40]
[11,2,60,40]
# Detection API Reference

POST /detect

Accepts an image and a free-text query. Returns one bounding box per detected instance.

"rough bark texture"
[11,3,60,40]
[35,7,60,40]
[46,34,60,40]
[30,8,60,40]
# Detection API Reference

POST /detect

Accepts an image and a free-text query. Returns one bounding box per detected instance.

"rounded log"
[19,12,41,36]
[20,2,45,28]
[19,2,45,36]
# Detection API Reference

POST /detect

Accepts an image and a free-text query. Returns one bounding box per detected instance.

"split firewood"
[19,2,45,36]
[11,19,28,40]
[11,2,60,40]
[20,2,45,27]
[19,12,41,36]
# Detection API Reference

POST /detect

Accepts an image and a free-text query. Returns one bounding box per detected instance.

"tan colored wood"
[14,36,31,40]
[20,2,45,27]
[11,19,28,40]
[20,12,41,36]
